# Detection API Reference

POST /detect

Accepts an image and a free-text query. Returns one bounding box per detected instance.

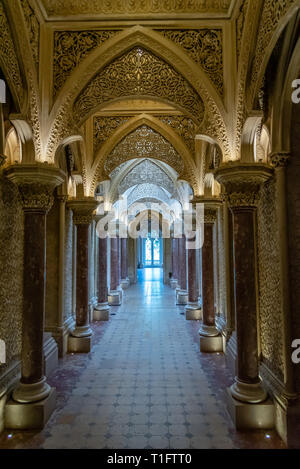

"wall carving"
[93,116,131,155]
[257,178,284,381]
[127,183,170,207]
[42,0,232,16]
[0,2,24,108]
[104,125,185,175]
[158,29,224,96]
[73,47,205,123]
[156,115,197,153]
[53,30,120,97]
[250,0,295,102]
[21,0,40,69]
[0,177,23,373]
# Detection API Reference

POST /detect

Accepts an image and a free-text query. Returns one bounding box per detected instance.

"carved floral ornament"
[73,47,205,124]
[104,125,185,176]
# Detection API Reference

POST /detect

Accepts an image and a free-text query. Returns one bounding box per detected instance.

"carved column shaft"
[178,236,187,291]
[58,196,67,328]
[172,238,178,281]
[187,236,198,303]
[202,223,215,327]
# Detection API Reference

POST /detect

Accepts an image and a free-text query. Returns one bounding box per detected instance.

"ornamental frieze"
[42,0,231,17]
[53,30,120,97]
[158,29,224,96]
[73,47,205,124]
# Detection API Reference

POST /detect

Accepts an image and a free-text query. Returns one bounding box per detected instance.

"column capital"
[270,152,290,168]
[214,163,273,208]
[4,163,65,212]
[0,154,6,168]
[67,197,100,225]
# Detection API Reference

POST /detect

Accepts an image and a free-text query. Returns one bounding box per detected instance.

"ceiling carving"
[155,115,197,153]
[127,183,171,207]
[73,47,205,124]
[93,116,132,155]
[40,0,233,18]
[53,30,120,97]
[118,159,175,195]
[104,125,184,175]
[158,29,224,95]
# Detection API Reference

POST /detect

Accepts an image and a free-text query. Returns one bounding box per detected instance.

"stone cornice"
[214,163,273,208]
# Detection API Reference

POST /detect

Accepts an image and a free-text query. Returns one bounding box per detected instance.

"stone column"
[199,205,223,351]
[67,198,99,353]
[176,235,188,305]
[108,235,122,306]
[120,238,130,289]
[4,164,64,429]
[93,234,110,321]
[170,237,178,289]
[56,194,68,356]
[185,232,201,320]
[0,80,6,164]
[215,164,273,410]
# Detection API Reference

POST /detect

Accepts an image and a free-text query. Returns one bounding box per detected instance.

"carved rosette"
[68,198,99,225]
[4,164,66,212]
[214,164,274,210]
[270,152,290,169]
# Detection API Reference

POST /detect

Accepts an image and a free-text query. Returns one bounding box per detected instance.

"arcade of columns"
[0,0,300,449]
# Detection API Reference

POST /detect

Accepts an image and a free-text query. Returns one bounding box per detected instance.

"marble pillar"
[120,238,130,289]
[4,164,64,429]
[170,238,178,289]
[215,164,273,426]
[185,233,201,320]
[108,236,122,306]
[199,207,222,351]
[176,236,188,305]
[68,198,99,353]
[94,236,110,321]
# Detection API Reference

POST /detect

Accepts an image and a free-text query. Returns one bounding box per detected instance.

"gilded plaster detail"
[257,178,284,380]
[21,0,40,69]
[158,29,224,95]
[155,115,197,153]
[93,116,131,155]
[73,47,205,123]
[53,30,120,97]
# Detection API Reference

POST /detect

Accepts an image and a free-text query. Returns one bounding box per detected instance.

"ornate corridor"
[0,0,300,451]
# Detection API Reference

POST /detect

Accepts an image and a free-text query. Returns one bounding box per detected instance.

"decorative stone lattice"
[158,29,224,96]
[104,125,184,175]
[119,159,174,195]
[155,115,197,153]
[93,116,131,155]
[53,30,120,97]
[73,47,205,123]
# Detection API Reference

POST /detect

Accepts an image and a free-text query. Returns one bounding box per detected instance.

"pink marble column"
[5,165,64,405]
[185,233,201,319]
[176,235,188,305]
[171,238,178,285]
[120,238,130,289]
[93,236,110,321]
[110,237,119,291]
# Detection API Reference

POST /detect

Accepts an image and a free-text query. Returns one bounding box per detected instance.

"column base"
[108,290,122,306]
[5,388,56,430]
[185,303,202,320]
[68,336,92,353]
[200,335,223,353]
[170,279,178,289]
[199,324,220,337]
[93,303,110,321]
[176,290,188,305]
[71,325,92,338]
[12,377,51,404]
[230,377,268,404]
[120,278,130,290]
[226,388,274,430]
[43,333,58,378]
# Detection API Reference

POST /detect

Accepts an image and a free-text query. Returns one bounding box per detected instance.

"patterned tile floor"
[0,268,285,449]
